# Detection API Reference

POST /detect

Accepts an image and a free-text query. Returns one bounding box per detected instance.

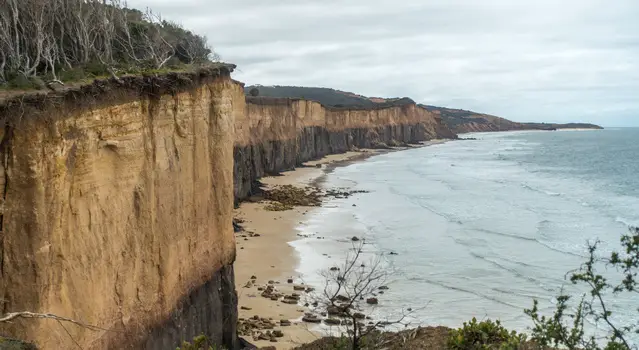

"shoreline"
[233,140,449,349]
[456,127,603,135]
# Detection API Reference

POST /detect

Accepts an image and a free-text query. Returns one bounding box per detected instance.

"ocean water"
[290,128,639,340]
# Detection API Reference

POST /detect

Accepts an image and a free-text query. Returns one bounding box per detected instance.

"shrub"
[524,227,639,350]
[59,68,87,82]
[448,318,527,350]
[6,73,34,89]
[176,334,221,350]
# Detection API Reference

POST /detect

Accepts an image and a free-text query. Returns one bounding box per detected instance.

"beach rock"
[353,312,366,319]
[268,280,275,284]
[259,347,276,350]
[305,287,315,293]
[293,285,306,291]
[324,318,341,325]
[287,278,293,283]
[272,330,284,338]
[258,333,270,341]
[302,315,321,323]
[389,251,398,255]
[280,320,291,326]
[351,236,360,241]
[334,294,349,302]
[270,338,278,342]
[379,291,384,294]
[233,219,244,232]
[366,297,379,305]
[241,306,252,310]
[352,204,357,207]
[281,298,297,305]
[327,305,348,317]
[329,267,339,271]
[379,286,389,290]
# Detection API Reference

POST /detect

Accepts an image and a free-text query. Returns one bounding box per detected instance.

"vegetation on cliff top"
[0,0,216,91]
[244,85,415,110]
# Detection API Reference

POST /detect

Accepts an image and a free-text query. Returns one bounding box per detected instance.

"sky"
[126,0,639,127]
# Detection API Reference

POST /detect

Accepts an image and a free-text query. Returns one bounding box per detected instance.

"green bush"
[6,73,34,89]
[448,318,527,350]
[176,335,225,350]
[59,67,87,82]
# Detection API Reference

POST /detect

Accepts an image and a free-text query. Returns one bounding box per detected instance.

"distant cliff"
[420,105,603,133]
[234,95,456,201]
[246,86,602,134]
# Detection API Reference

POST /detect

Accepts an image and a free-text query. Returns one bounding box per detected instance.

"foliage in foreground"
[447,318,527,350]
[524,227,638,350]
[176,335,224,350]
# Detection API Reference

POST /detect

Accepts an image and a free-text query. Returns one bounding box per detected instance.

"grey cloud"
[127,0,639,126]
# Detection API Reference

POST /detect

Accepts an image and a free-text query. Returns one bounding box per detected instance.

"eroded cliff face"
[0,69,243,349]
[234,97,456,201]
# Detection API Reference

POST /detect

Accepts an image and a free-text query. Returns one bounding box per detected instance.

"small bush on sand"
[176,334,223,350]
[447,318,527,350]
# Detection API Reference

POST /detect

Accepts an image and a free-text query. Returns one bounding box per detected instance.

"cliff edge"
[0,65,243,349]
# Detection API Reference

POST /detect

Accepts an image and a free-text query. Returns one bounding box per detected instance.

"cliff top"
[0,63,236,126]
[246,95,416,111]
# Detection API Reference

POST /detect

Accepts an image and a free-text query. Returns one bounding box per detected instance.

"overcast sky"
[128,0,638,127]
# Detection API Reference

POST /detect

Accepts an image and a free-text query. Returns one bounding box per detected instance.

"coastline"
[233,140,448,349]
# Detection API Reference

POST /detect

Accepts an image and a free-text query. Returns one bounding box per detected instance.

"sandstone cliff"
[234,97,456,201]
[0,66,243,349]
[420,105,603,133]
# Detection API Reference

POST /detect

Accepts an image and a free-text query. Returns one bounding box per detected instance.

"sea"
[290,128,639,343]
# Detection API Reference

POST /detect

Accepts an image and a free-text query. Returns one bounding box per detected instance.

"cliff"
[419,105,603,133]
[0,66,243,349]
[246,86,602,134]
[233,96,456,201]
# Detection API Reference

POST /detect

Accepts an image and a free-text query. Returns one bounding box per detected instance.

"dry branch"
[0,311,107,332]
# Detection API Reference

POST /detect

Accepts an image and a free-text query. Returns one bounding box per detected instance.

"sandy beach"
[233,141,448,349]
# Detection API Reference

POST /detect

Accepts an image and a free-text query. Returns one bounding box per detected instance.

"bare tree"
[306,241,419,350]
[0,0,218,86]
[138,8,175,69]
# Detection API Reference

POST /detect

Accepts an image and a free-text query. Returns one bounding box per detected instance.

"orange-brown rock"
[0,67,242,349]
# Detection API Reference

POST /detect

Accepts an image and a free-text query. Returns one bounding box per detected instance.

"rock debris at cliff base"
[260,184,369,211]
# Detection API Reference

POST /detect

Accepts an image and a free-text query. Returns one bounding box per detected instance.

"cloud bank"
[127,0,639,126]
